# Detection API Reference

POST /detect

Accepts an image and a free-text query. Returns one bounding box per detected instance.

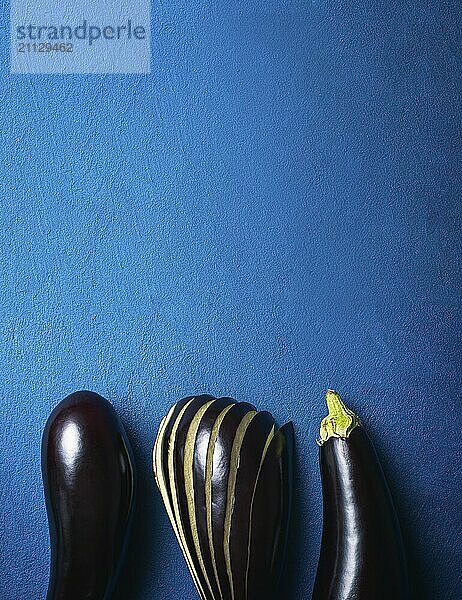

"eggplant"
[41,391,136,600]
[312,390,409,600]
[153,394,294,600]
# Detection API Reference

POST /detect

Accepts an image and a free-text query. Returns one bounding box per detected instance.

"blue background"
[0,1,461,599]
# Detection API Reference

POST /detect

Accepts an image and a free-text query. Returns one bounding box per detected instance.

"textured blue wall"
[0,1,461,599]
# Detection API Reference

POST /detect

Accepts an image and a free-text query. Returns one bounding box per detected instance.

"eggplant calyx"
[318,390,361,445]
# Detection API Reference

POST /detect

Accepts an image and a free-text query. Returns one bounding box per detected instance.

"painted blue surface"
[0,1,461,599]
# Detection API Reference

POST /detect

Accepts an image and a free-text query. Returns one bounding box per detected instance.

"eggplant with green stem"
[312,390,409,600]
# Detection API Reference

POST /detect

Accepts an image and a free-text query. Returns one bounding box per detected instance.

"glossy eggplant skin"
[312,427,409,600]
[42,391,135,600]
[153,395,294,600]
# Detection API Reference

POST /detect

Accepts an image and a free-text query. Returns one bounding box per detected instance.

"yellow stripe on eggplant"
[183,400,216,599]
[205,403,234,598]
[223,409,257,600]
[167,399,208,600]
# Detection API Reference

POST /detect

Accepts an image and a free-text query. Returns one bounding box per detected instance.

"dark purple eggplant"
[153,395,294,600]
[312,390,409,600]
[42,391,136,600]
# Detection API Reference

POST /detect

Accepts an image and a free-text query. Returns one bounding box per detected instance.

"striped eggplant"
[153,394,294,600]
[312,390,409,600]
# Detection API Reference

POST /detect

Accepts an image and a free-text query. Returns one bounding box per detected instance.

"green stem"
[318,390,361,445]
